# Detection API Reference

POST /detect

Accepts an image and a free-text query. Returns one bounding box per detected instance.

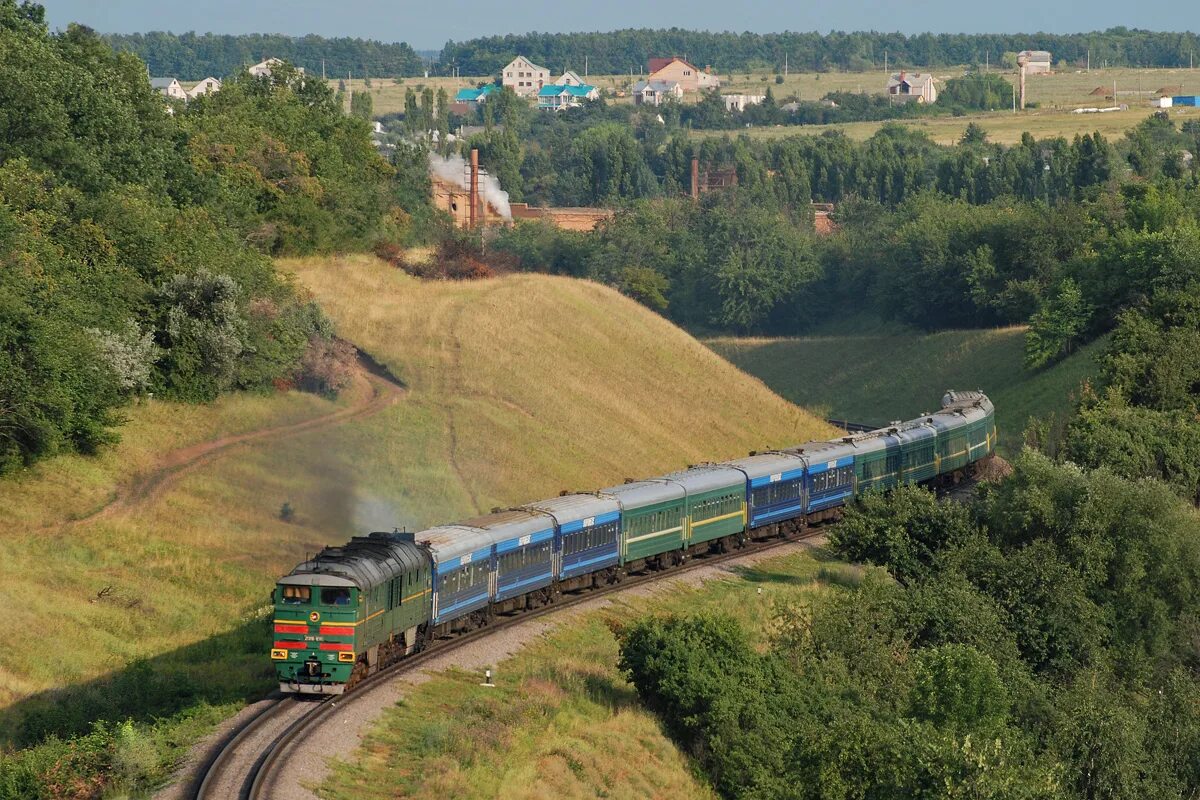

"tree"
[1024,277,1089,368]
[349,89,373,120]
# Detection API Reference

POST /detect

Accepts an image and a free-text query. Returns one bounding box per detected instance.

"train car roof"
[599,479,685,509]
[660,464,745,495]
[722,451,807,481]
[837,428,900,455]
[281,531,424,589]
[779,439,859,466]
[524,493,620,525]
[415,524,498,565]
[460,508,555,545]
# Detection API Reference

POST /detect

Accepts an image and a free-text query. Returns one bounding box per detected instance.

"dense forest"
[617,264,1200,796]
[439,27,1200,75]
[104,27,1200,81]
[104,31,424,80]
[0,1,420,474]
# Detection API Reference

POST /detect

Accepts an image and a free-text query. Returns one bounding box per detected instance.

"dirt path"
[59,351,405,529]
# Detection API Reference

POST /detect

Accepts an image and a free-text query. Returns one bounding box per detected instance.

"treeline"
[439,26,1200,75]
[486,107,1199,341]
[618,251,1200,796]
[0,3,416,474]
[104,31,424,80]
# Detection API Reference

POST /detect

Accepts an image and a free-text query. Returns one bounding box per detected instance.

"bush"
[296,336,356,397]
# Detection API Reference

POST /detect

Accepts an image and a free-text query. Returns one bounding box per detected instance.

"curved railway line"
[189,528,829,800]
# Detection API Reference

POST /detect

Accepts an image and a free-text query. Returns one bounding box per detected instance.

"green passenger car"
[272,532,431,695]
[662,465,748,547]
[848,430,903,494]
[601,480,687,567]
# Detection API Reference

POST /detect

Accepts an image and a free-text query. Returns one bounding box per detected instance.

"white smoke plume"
[428,153,512,221]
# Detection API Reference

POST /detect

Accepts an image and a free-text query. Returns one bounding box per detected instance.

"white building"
[1017,50,1053,74]
[184,76,222,99]
[150,77,187,100]
[632,79,683,106]
[558,69,585,86]
[248,58,304,79]
[501,56,550,97]
[722,94,766,112]
[886,71,938,104]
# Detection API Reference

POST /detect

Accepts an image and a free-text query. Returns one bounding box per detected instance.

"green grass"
[1,256,833,795]
[708,326,1107,457]
[319,548,847,800]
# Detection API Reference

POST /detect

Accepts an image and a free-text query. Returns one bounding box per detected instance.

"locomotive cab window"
[321,587,352,606]
[280,586,310,605]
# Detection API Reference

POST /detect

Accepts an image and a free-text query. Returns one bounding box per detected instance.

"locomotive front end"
[272,575,360,694]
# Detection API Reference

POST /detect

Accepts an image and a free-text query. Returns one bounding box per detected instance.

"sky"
[42,0,1200,51]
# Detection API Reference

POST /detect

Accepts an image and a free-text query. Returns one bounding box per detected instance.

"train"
[271,390,996,694]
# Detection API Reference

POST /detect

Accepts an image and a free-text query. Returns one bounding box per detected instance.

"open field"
[320,547,849,799]
[689,106,1186,145]
[708,325,1107,457]
[341,66,1200,143]
[2,259,830,760]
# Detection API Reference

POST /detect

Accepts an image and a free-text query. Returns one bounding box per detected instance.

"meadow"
[319,548,855,799]
[340,65,1200,143]
[708,325,1106,458]
[1,258,833,793]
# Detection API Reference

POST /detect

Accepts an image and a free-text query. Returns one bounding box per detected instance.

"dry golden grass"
[282,254,836,513]
[1,256,831,710]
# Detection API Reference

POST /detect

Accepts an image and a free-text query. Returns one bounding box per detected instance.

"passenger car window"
[321,587,351,606]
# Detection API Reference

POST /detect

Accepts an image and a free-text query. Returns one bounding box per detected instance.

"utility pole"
[985,50,988,72]
[784,52,788,76]
[1086,49,1090,72]
[321,59,326,80]
[884,49,888,76]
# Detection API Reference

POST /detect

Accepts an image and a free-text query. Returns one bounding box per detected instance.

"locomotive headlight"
[271,649,288,660]
[338,652,356,663]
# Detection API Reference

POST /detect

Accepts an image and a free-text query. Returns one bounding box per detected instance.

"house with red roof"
[646,56,720,93]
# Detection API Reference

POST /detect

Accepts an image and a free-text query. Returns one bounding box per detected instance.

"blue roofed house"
[455,84,499,105]
[537,83,599,111]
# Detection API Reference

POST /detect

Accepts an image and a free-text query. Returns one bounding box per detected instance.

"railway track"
[190,529,826,800]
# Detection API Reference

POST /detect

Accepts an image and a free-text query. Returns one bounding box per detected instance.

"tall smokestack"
[691,157,699,199]
[469,148,480,228]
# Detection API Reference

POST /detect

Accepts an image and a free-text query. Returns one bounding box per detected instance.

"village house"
[886,71,937,103]
[455,84,499,105]
[646,57,720,92]
[537,83,600,111]
[184,76,222,99]
[501,56,550,97]
[248,58,304,79]
[721,94,765,112]
[558,70,585,86]
[150,77,187,100]
[632,79,683,106]
[1017,50,1053,74]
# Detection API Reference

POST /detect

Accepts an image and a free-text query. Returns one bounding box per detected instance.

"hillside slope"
[709,326,1105,457]
[3,259,831,746]
[283,255,837,519]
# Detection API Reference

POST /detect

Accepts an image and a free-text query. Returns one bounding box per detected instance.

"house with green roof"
[537,83,599,111]
[454,84,499,104]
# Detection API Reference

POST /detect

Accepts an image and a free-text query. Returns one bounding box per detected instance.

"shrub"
[296,336,356,396]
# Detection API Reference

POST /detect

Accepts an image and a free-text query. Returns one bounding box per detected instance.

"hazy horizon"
[42,0,1200,51]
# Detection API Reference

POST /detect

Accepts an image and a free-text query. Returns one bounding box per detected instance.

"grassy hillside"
[283,255,836,515]
[709,326,1106,457]
[2,257,831,791]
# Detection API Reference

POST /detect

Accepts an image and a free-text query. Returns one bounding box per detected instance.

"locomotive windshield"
[280,585,310,604]
[321,587,352,606]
